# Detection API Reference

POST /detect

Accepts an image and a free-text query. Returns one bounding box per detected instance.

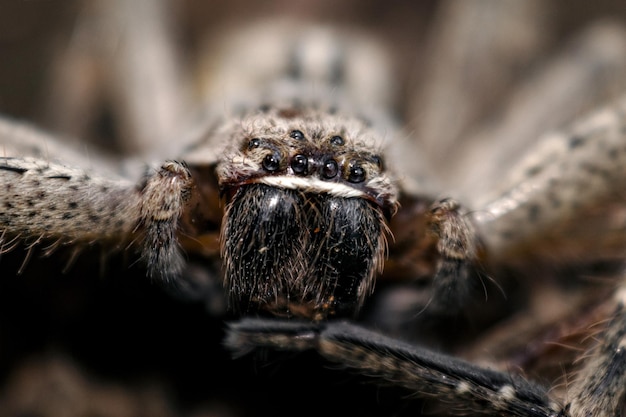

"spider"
[1,2,626,417]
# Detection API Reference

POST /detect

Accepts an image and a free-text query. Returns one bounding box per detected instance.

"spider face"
[217,106,398,319]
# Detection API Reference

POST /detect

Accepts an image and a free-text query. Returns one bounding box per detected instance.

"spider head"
[217,106,398,320]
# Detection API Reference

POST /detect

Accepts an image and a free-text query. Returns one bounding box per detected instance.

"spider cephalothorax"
[217,104,398,319]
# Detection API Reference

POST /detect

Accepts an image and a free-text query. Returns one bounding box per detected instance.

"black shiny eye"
[262,153,281,172]
[322,159,339,179]
[248,138,261,149]
[330,135,344,146]
[291,154,308,174]
[290,130,305,140]
[348,163,366,183]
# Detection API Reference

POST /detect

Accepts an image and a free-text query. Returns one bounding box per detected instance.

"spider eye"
[370,155,384,170]
[330,135,344,146]
[248,138,261,149]
[322,159,339,179]
[291,154,308,174]
[262,152,281,172]
[290,130,305,140]
[348,163,366,183]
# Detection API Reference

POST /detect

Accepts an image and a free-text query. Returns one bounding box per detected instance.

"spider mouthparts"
[219,183,389,320]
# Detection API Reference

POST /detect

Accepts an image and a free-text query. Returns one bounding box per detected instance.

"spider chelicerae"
[1,2,626,417]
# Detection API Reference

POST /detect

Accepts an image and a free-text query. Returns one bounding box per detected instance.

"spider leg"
[226,318,562,417]
[451,22,626,197]
[565,278,626,417]
[473,94,626,265]
[0,118,193,280]
[41,0,190,156]
[407,0,546,172]
[382,193,484,318]
[426,198,482,312]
